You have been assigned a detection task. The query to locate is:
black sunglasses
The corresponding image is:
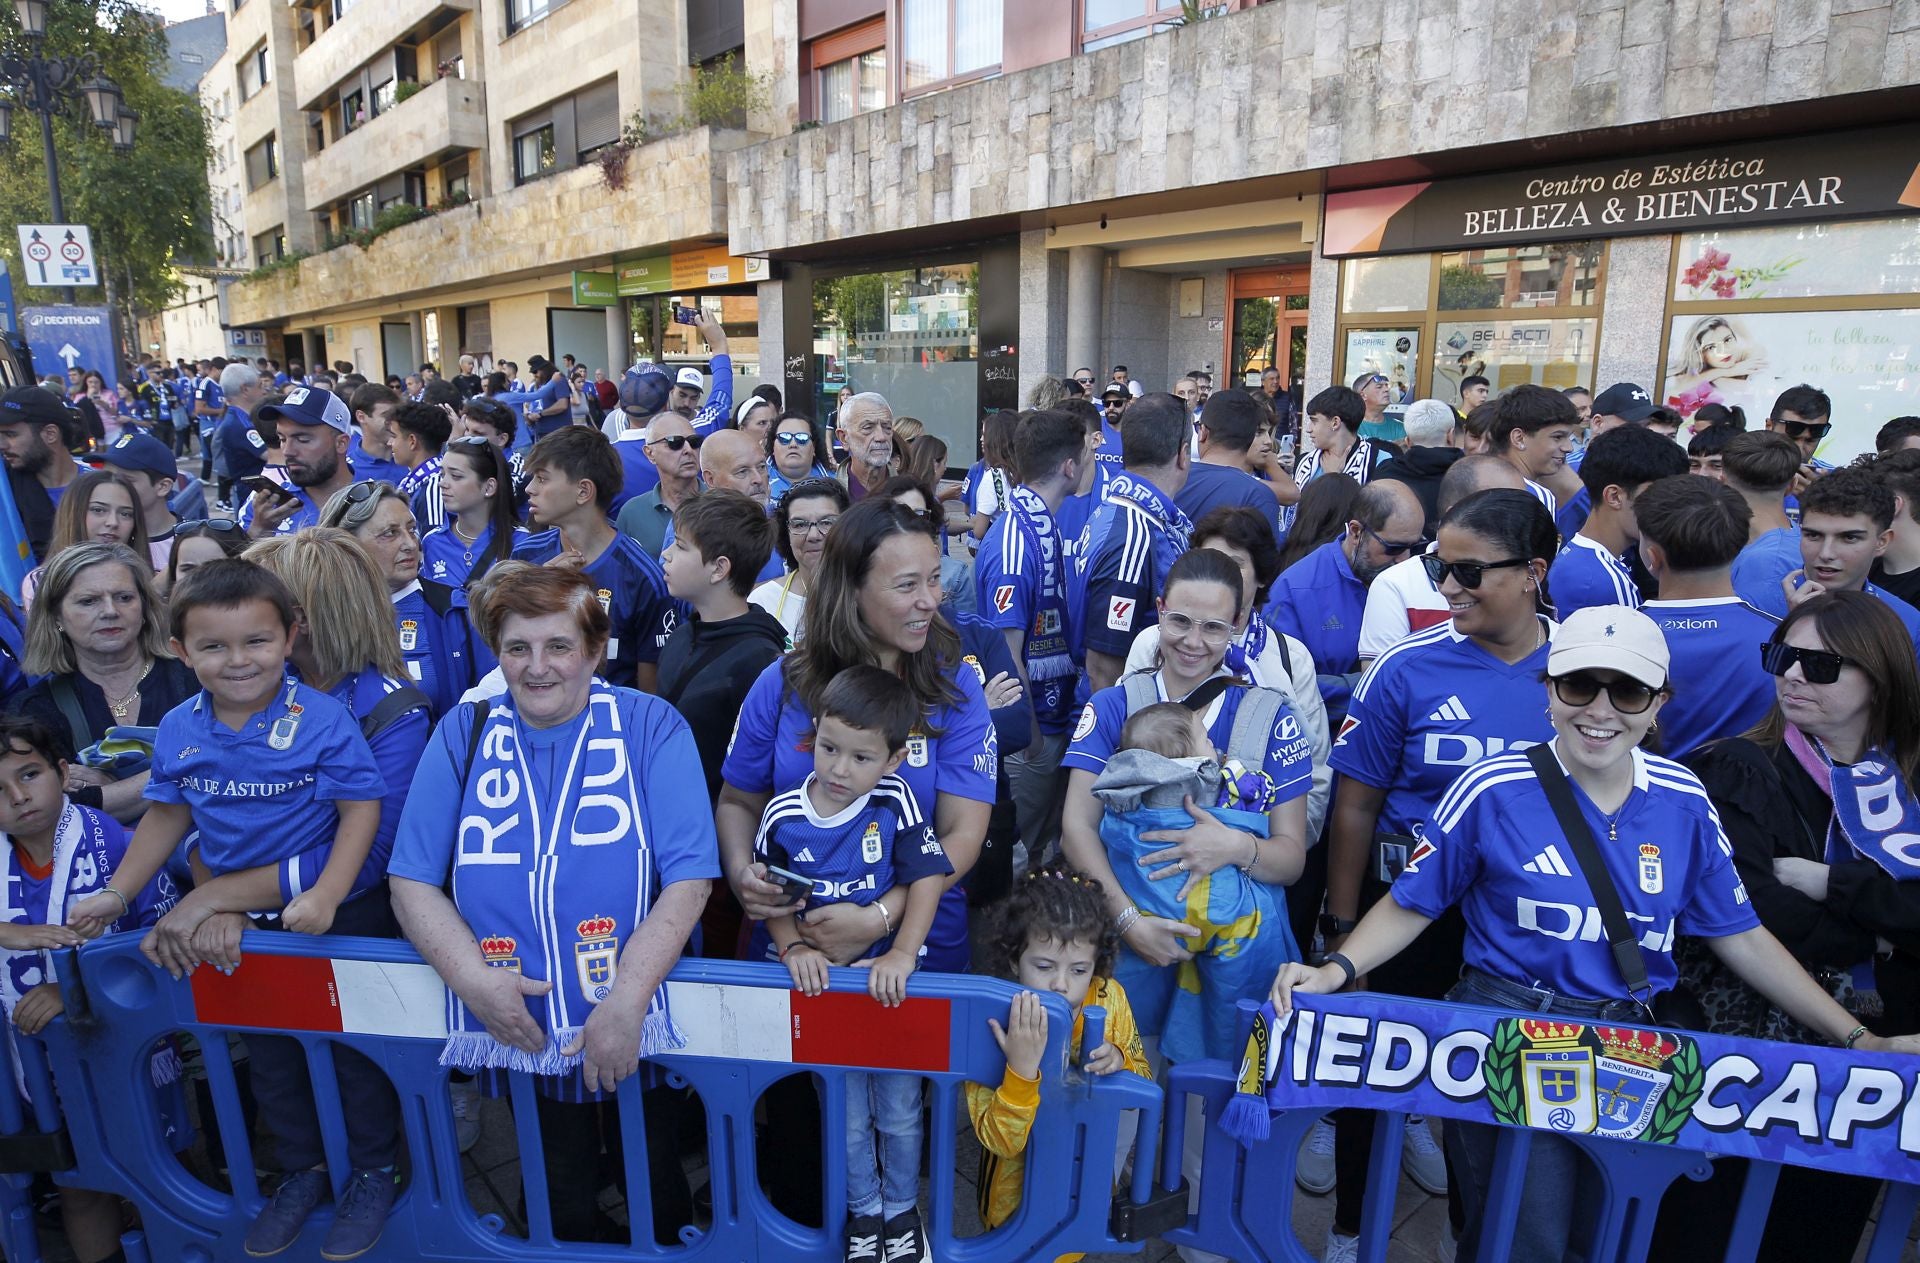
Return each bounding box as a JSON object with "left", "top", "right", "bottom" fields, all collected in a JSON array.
[
  {"left": 1779, "top": 420, "right": 1832, "bottom": 440},
  {"left": 1761, "top": 642, "right": 1852, "bottom": 685},
  {"left": 178, "top": 517, "right": 244, "bottom": 535},
  {"left": 1362, "top": 523, "right": 1423, "bottom": 558},
  {"left": 1551, "top": 670, "right": 1661, "bottom": 715},
  {"left": 447, "top": 434, "right": 493, "bottom": 449},
  {"left": 1420, "top": 554, "right": 1530, "bottom": 589},
  {"left": 344, "top": 480, "right": 384, "bottom": 505},
  {"left": 649, "top": 434, "right": 701, "bottom": 452}
]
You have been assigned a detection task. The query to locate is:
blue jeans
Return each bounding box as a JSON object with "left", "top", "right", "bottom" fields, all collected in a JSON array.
[{"left": 844, "top": 1071, "right": 921, "bottom": 1220}]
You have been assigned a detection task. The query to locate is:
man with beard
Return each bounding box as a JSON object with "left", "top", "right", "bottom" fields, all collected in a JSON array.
[
  {"left": 242, "top": 387, "right": 357, "bottom": 538},
  {"left": 836, "top": 392, "right": 897, "bottom": 502},
  {"left": 0, "top": 386, "right": 82, "bottom": 561}
]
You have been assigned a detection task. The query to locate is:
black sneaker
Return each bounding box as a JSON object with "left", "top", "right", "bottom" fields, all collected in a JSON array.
[
  {"left": 882, "top": 1208, "right": 929, "bottom": 1263},
  {"left": 844, "top": 1212, "right": 883, "bottom": 1262}
]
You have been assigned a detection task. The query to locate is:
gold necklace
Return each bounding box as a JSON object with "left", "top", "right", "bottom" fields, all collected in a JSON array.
[{"left": 106, "top": 660, "right": 152, "bottom": 720}]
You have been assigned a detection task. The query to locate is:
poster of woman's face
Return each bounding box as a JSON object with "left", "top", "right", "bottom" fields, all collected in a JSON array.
[{"left": 1661, "top": 309, "right": 1920, "bottom": 463}]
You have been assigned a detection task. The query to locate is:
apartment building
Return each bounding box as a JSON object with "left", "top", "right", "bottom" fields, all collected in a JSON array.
[
  {"left": 219, "top": 0, "right": 764, "bottom": 390},
  {"left": 223, "top": 0, "right": 1920, "bottom": 463}
]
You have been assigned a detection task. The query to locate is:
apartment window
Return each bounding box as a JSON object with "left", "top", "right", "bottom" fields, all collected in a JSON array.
[
  {"left": 434, "top": 30, "right": 463, "bottom": 80},
  {"left": 252, "top": 227, "right": 286, "bottom": 263},
  {"left": 244, "top": 135, "right": 279, "bottom": 190},
  {"left": 574, "top": 79, "right": 620, "bottom": 160},
  {"left": 307, "top": 112, "right": 326, "bottom": 154},
  {"left": 506, "top": 0, "right": 556, "bottom": 35},
  {"left": 513, "top": 124, "right": 556, "bottom": 184},
  {"left": 341, "top": 88, "right": 365, "bottom": 133},
  {"left": 349, "top": 191, "right": 376, "bottom": 229},
  {"left": 231, "top": 0, "right": 245, "bottom": 12},
  {"left": 819, "top": 49, "right": 885, "bottom": 123},
  {"left": 1082, "top": 0, "right": 1186, "bottom": 51},
  {"left": 371, "top": 77, "right": 396, "bottom": 117},
  {"left": 900, "top": 0, "right": 1001, "bottom": 95},
  {"left": 332, "top": 0, "right": 357, "bottom": 18},
  {"left": 237, "top": 41, "right": 270, "bottom": 100}
]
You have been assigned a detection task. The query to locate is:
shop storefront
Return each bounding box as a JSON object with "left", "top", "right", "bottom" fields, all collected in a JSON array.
[
  {"left": 607, "top": 246, "right": 772, "bottom": 398},
  {"left": 1322, "top": 122, "right": 1920, "bottom": 460}
]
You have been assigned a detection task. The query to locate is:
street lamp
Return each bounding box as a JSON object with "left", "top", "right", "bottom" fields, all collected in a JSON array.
[{"left": 0, "top": 7, "right": 134, "bottom": 303}]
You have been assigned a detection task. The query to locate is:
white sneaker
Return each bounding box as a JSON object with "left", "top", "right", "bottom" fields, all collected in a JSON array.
[
  {"left": 451, "top": 1080, "right": 481, "bottom": 1153},
  {"left": 1322, "top": 1229, "right": 1359, "bottom": 1263},
  {"left": 1401, "top": 1116, "right": 1447, "bottom": 1196},
  {"left": 1296, "top": 1116, "right": 1336, "bottom": 1194}
]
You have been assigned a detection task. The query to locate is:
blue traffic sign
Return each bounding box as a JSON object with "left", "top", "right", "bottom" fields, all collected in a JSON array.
[{"left": 20, "top": 306, "right": 115, "bottom": 391}]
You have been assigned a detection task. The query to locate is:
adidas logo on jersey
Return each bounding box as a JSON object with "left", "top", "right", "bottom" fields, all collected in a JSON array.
[
  {"left": 792, "top": 847, "right": 815, "bottom": 863},
  {"left": 1522, "top": 844, "right": 1572, "bottom": 877},
  {"left": 1428, "top": 695, "right": 1472, "bottom": 722}
]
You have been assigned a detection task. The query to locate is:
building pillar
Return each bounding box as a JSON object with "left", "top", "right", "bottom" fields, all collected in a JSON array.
[
  {"left": 605, "top": 305, "right": 629, "bottom": 379},
  {"left": 1066, "top": 245, "right": 1105, "bottom": 381},
  {"left": 755, "top": 278, "right": 786, "bottom": 403},
  {"left": 1593, "top": 235, "right": 1673, "bottom": 394},
  {"left": 408, "top": 312, "right": 425, "bottom": 373},
  {"left": 1306, "top": 248, "right": 1339, "bottom": 400},
  {"left": 1017, "top": 230, "right": 1066, "bottom": 406}
]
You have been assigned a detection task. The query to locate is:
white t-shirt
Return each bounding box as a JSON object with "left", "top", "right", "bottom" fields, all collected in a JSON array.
[
  {"left": 1358, "top": 549, "right": 1451, "bottom": 663},
  {"left": 749, "top": 576, "right": 806, "bottom": 647}
]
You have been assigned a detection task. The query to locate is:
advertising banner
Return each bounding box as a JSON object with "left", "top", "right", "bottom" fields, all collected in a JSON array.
[
  {"left": 1323, "top": 124, "right": 1920, "bottom": 257},
  {"left": 1243, "top": 994, "right": 1920, "bottom": 1181}
]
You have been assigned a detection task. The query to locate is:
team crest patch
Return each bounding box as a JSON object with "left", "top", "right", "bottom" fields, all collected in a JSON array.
[
  {"left": 994, "top": 584, "right": 1015, "bottom": 613},
  {"left": 596, "top": 588, "right": 613, "bottom": 614},
  {"left": 479, "top": 935, "right": 520, "bottom": 972},
  {"left": 399, "top": 618, "right": 419, "bottom": 651},
  {"left": 963, "top": 653, "right": 985, "bottom": 684},
  {"left": 1484, "top": 1018, "right": 1702, "bottom": 1144},
  {"left": 906, "top": 731, "right": 930, "bottom": 767},
  {"left": 1107, "top": 596, "right": 1134, "bottom": 631},
  {"left": 1638, "top": 844, "right": 1663, "bottom": 894},
  {"left": 862, "top": 822, "right": 884, "bottom": 865},
  {"left": 1037, "top": 609, "right": 1061, "bottom": 635},
  {"left": 574, "top": 916, "right": 619, "bottom": 1003},
  {"left": 1073, "top": 703, "right": 1098, "bottom": 742}
]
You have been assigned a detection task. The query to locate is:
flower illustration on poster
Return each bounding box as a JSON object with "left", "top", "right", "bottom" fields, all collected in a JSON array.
[{"left": 1677, "top": 245, "right": 1805, "bottom": 301}]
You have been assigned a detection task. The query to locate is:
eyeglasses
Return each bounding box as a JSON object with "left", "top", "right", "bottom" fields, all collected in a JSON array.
[
  {"left": 1362, "top": 523, "right": 1422, "bottom": 558},
  {"left": 788, "top": 515, "right": 839, "bottom": 537},
  {"left": 774, "top": 432, "right": 813, "bottom": 446},
  {"left": 1161, "top": 610, "right": 1235, "bottom": 645},
  {"left": 1779, "top": 420, "right": 1832, "bottom": 440},
  {"left": 343, "top": 480, "right": 383, "bottom": 505},
  {"left": 178, "top": 517, "right": 244, "bottom": 535},
  {"left": 1551, "top": 671, "right": 1661, "bottom": 715},
  {"left": 1761, "top": 642, "right": 1854, "bottom": 685},
  {"left": 1419, "top": 554, "right": 1530, "bottom": 589},
  {"left": 648, "top": 434, "right": 701, "bottom": 452}
]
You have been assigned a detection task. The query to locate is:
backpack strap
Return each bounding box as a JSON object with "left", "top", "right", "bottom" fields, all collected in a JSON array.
[
  {"left": 1121, "top": 670, "right": 1161, "bottom": 716},
  {"left": 360, "top": 685, "right": 432, "bottom": 743},
  {"left": 461, "top": 699, "right": 490, "bottom": 783},
  {"left": 49, "top": 675, "right": 91, "bottom": 757},
  {"left": 1222, "top": 685, "right": 1285, "bottom": 773},
  {"left": 419, "top": 579, "right": 457, "bottom": 619}
]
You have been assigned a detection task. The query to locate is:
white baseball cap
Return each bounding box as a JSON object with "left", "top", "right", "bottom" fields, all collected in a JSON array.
[
  {"left": 675, "top": 367, "right": 705, "bottom": 390},
  {"left": 1547, "top": 605, "right": 1669, "bottom": 688}
]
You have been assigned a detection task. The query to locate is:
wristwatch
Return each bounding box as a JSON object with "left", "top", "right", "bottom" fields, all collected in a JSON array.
[{"left": 1318, "top": 913, "right": 1357, "bottom": 939}]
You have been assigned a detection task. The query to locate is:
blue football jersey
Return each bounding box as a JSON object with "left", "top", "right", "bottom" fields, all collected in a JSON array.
[
  {"left": 1642, "top": 598, "right": 1778, "bottom": 758},
  {"left": 1548, "top": 534, "right": 1641, "bottom": 619},
  {"left": 1331, "top": 619, "right": 1556, "bottom": 836},
  {"left": 512, "top": 530, "right": 673, "bottom": 685},
  {"left": 975, "top": 494, "right": 1076, "bottom": 732},
  {"left": 1067, "top": 476, "right": 1189, "bottom": 662},
  {"left": 1393, "top": 745, "right": 1758, "bottom": 999}
]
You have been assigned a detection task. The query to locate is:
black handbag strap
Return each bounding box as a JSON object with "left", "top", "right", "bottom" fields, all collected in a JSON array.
[
  {"left": 1525, "top": 743, "right": 1654, "bottom": 1010},
  {"left": 1179, "top": 674, "right": 1242, "bottom": 713}
]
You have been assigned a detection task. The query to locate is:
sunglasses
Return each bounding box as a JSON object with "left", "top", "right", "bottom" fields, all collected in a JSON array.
[
  {"left": 343, "top": 480, "right": 384, "bottom": 505},
  {"left": 774, "top": 432, "right": 813, "bottom": 446},
  {"left": 1363, "top": 375, "right": 1389, "bottom": 387},
  {"left": 1420, "top": 554, "right": 1530, "bottom": 589},
  {"left": 1760, "top": 641, "right": 1853, "bottom": 685},
  {"left": 447, "top": 434, "right": 493, "bottom": 449},
  {"left": 178, "top": 517, "right": 244, "bottom": 535},
  {"left": 1551, "top": 670, "right": 1662, "bottom": 715},
  {"left": 1362, "top": 523, "right": 1423, "bottom": 558},
  {"left": 649, "top": 434, "right": 701, "bottom": 452},
  {"left": 1779, "top": 420, "right": 1832, "bottom": 440}
]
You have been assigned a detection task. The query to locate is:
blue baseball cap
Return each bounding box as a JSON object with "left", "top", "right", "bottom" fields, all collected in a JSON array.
[
  {"left": 101, "top": 430, "right": 179, "bottom": 480},
  {"left": 619, "top": 362, "right": 673, "bottom": 416},
  {"left": 256, "top": 385, "right": 352, "bottom": 432}
]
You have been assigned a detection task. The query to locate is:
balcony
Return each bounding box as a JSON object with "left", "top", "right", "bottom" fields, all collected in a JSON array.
[
  {"left": 303, "top": 76, "right": 485, "bottom": 210},
  {"left": 227, "top": 125, "right": 748, "bottom": 328},
  {"left": 292, "top": 0, "right": 472, "bottom": 112}
]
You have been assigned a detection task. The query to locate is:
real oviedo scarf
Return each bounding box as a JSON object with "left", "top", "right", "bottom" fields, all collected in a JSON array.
[
  {"left": 1003, "top": 485, "right": 1075, "bottom": 686},
  {"left": 1784, "top": 724, "right": 1920, "bottom": 881},
  {"left": 442, "top": 682, "right": 681, "bottom": 1075}
]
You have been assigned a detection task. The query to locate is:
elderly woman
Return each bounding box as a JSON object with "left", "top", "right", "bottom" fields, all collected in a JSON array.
[
  {"left": 321, "top": 480, "right": 473, "bottom": 716},
  {"left": 749, "top": 476, "right": 848, "bottom": 647},
  {"left": 388, "top": 564, "right": 715, "bottom": 1246},
  {"left": 14, "top": 542, "right": 197, "bottom": 820}
]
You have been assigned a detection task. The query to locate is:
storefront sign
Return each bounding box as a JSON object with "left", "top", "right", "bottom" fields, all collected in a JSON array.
[
  {"left": 1323, "top": 124, "right": 1920, "bottom": 257},
  {"left": 571, "top": 271, "right": 617, "bottom": 307},
  {"left": 1245, "top": 994, "right": 1920, "bottom": 1182},
  {"left": 615, "top": 255, "right": 672, "bottom": 296},
  {"left": 671, "top": 245, "right": 736, "bottom": 290}
]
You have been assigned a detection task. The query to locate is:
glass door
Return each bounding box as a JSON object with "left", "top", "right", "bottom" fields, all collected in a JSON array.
[{"left": 1227, "top": 266, "right": 1310, "bottom": 415}]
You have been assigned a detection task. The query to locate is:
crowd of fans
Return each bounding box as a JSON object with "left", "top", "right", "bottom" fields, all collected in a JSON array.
[{"left": 2, "top": 342, "right": 1920, "bottom": 1263}]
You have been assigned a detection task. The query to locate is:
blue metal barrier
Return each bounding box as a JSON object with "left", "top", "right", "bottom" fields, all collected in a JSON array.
[{"left": 13, "top": 931, "right": 1165, "bottom": 1262}]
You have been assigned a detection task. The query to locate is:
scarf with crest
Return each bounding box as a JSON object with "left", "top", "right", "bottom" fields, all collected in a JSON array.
[{"left": 1003, "top": 485, "right": 1076, "bottom": 682}]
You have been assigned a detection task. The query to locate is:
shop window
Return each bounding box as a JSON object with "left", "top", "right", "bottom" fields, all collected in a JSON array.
[
  {"left": 1671, "top": 217, "right": 1920, "bottom": 303},
  {"left": 901, "top": 0, "right": 1002, "bottom": 96},
  {"left": 812, "top": 263, "right": 980, "bottom": 457},
  {"left": 514, "top": 124, "right": 557, "bottom": 184},
  {"left": 1432, "top": 317, "right": 1597, "bottom": 400},
  {"left": 1082, "top": 0, "right": 1188, "bottom": 52},
  {"left": 1436, "top": 242, "right": 1602, "bottom": 311},
  {"left": 819, "top": 49, "right": 886, "bottom": 123},
  {"left": 1341, "top": 254, "right": 1430, "bottom": 313}
]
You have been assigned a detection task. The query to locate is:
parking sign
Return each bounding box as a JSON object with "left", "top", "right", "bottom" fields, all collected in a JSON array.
[{"left": 15, "top": 225, "right": 98, "bottom": 289}]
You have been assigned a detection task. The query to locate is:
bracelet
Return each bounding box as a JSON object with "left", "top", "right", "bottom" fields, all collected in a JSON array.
[
  {"left": 1115, "top": 905, "right": 1142, "bottom": 936},
  {"left": 1325, "top": 952, "right": 1357, "bottom": 988},
  {"left": 777, "top": 941, "right": 803, "bottom": 961},
  {"left": 1238, "top": 836, "right": 1259, "bottom": 876},
  {"left": 102, "top": 887, "right": 130, "bottom": 917},
  {"left": 875, "top": 900, "right": 894, "bottom": 938},
  {"left": 1844, "top": 1024, "right": 1869, "bottom": 1049}
]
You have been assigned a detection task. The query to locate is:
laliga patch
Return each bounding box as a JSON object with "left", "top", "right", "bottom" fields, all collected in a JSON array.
[
  {"left": 862, "top": 822, "right": 884, "bottom": 865},
  {"left": 1335, "top": 715, "right": 1361, "bottom": 746},
  {"left": 1106, "top": 596, "right": 1135, "bottom": 632},
  {"left": 1072, "top": 703, "right": 1098, "bottom": 743},
  {"left": 1404, "top": 835, "right": 1437, "bottom": 875},
  {"left": 994, "top": 584, "right": 1015, "bottom": 614}
]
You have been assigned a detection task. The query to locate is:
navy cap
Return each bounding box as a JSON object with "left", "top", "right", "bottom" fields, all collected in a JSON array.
[
  {"left": 619, "top": 363, "right": 673, "bottom": 416},
  {"left": 1592, "top": 382, "right": 1659, "bottom": 424},
  {"left": 0, "top": 385, "right": 73, "bottom": 430},
  {"left": 256, "top": 385, "right": 351, "bottom": 433},
  {"left": 101, "top": 430, "right": 179, "bottom": 479}
]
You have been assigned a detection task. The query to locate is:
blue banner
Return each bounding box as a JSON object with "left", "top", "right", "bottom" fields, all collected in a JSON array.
[
  {"left": 1248, "top": 994, "right": 1920, "bottom": 1181},
  {"left": 20, "top": 306, "right": 115, "bottom": 391}
]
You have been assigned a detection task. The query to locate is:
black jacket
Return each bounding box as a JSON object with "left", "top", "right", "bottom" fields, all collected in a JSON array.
[
  {"left": 1372, "top": 445, "right": 1463, "bottom": 540},
  {"left": 657, "top": 605, "right": 787, "bottom": 802},
  {"left": 7, "top": 467, "right": 55, "bottom": 564}
]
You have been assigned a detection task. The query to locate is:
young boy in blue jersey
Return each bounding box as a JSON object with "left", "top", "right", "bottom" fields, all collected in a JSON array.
[
  {"left": 754, "top": 665, "right": 951, "bottom": 1263},
  {"left": 1548, "top": 422, "right": 1687, "bottom": 619},
  {"left": 67, "top": 560, "right": 401, "bottom": 1261},
  {"left": 1687, "top": 422, "right": 1737, "bottom": 482},
  {"left": 0, "top": 715, "right": 177, "bottom": 1263},
  {"left": 511, "top": 426, "right": 673, "bottom": 692}
]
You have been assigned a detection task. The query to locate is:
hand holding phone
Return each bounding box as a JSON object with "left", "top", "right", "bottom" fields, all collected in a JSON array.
[
  {"left": 241, "top": 475, "right": 299, "bottom": 507},
  {"left": 763, "top": 863, "right": 815, "bottom": 906},
  {"left": 672, "top": 304, "right": 700, "bottom": 326}
]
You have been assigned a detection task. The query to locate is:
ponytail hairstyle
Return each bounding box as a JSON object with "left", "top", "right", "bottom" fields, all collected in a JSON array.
[
  {"left": 1438, "top": 487, "right": 1558, "bottom": 612},
  {"left": 980, "top": 868, "right": 1120, "bottom": 983},
  {"left": 442, "top": 434, "right": 519, "bottom": 582}
]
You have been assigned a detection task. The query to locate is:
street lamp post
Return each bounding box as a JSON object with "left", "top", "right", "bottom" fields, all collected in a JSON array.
[{"left": 0, "top": 0, "right": 130, "bottom": 304}]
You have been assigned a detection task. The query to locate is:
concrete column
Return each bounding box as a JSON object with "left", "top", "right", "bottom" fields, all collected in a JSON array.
[
  {"left": 1306, "top": 248, "right": 1339, "bottom": 398},
  {"left": 1593, "top": 235, "right": 1673, "bottom": 393},
  {"left": 1017, "top": 230, "right": 1066, "bottom": 406},
  {"left": 408, "top": 312, "right": 425, "bottom": 372},
  {"left": 755, "top": 278, "right": 786, "bottom": 400},
  {"left": 1066, "top": 245, "right": 1106, "bottom": 380},
  {"left": 606, "top": 305, "right": 629, "bottom": 377}
]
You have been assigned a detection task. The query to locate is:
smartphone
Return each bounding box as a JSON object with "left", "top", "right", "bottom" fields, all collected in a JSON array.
[
  {"left": 672, "top": 304, "right": 700, "bottom": 326},
  {"left": 762, "top": 863, "right": 816, "bottom": 905},
  {"left": 241, "top": 475, "right": 299, "bottom": 507}
]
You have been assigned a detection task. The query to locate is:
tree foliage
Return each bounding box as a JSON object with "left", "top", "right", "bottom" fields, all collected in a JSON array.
[{"left": 0, "top": 0, "right": 211, "bottom": 323}]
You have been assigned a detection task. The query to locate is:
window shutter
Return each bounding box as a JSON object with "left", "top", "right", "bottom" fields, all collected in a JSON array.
[{"left": 573, "top": 79, "right": 620, "bottom": 153}]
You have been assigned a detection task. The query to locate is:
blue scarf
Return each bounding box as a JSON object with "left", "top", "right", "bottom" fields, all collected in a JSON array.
[
  {"left": 442, "top": 682, "right": 681, "bottom": 1074},
  {"left": 1786, "top": 725, "right": 1920, "bottom": 881},
  {"left": 1003, "top": 485, "right": 1076, "bottom": 683},
  {"left": 1224, "top": 617, "right": 1269, "bottom": 681}
]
